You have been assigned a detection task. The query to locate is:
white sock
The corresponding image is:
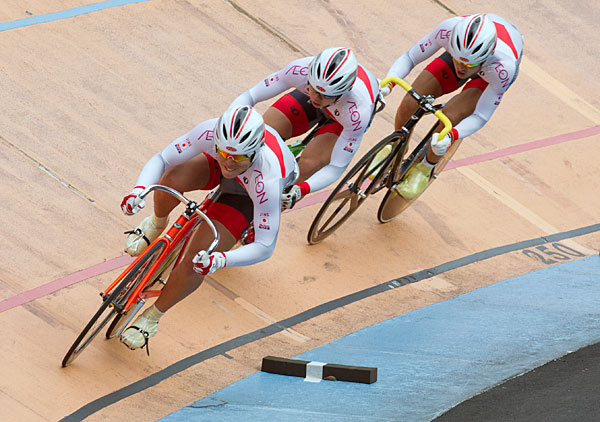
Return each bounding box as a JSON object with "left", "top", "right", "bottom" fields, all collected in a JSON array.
[
  {"left": 144, "top": 304, "right": 165, "bottom": 321},
  {"left": 422, "top": 157, "right": 436, "bottom": 167},
  {"left": 151, "top": 215, "right": 168, "bottom": 228}
]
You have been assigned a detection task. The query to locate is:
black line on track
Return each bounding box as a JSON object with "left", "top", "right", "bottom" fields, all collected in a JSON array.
[
  {"left": 431, "top": 0, "right": 458, "bottom": 17},
  {"left": 60, "top": 223, "right": 600, "bottom": 421}
]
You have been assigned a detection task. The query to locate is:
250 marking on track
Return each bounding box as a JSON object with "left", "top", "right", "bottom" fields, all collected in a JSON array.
[{"left": 522, "top": 242, "right": 585, "bottom": 265}]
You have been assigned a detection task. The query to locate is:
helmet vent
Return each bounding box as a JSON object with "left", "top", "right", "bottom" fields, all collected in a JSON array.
[
  {"left": 466, "top": 16, "right": 482, "bottom": 46},
  {"left": 239, "top": 132, "right": 250, "bottom": 143},
  {"left": 326, "top": 52, "right": 345, "bottom": 78},
  {"left": 233, "top": 108, "right": 249, "bottom": 134}
]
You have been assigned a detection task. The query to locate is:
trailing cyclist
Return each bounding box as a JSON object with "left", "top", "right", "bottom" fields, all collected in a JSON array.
[
  {"left": 119, "top": 105, "right": 297, "bottom": 350},
  {"left": 230, "top": 47, "right": 382, "bottom": 209},
  {"left": 385, "top": 13, "right": 523, "bottom": 198}
]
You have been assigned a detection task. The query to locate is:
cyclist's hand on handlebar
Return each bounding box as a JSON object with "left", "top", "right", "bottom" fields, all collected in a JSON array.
[
  {"left": 121, "top": 186, "right": 146, "bottom": 216},
  {"left": 379, "top": 81, "right": 395, "bottom": 97},
  {"left": 193, "top": 250, "right": 226, "bottom": 275},
  {"left": 431, "top": 133, "right": 452, "bottom": 156},
  {"left": 281, "top": 185, "right": 302, "bottom": 210}
]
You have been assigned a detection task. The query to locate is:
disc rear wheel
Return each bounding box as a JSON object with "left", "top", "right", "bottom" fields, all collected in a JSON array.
[{"left": 377, "top": 138, "right": 462, "bottom": 223}]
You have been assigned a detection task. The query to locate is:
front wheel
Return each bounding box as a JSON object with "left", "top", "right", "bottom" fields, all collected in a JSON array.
[
  {"left": 307, "top": 133, "right": 403, "bottom": 245},
  {"left": 105, "top": 241, "right": 178, "bottom": 339},
  {"left": 62, "top": 241, "right": 167, "bottom": 367},
  {"left": 62, "top": 286, "right": 121, "bottom": 367}
]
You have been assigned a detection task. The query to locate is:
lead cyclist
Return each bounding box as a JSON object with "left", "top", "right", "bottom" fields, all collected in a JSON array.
[
  {"left": 230, "top": 47, "right": 381, "bottom": 209},
  {"left": 385, "top": 13, "right": 524, "bottom": 198},
  {"left": 118, "top": 106, "right": 297, "bottom": 351}
]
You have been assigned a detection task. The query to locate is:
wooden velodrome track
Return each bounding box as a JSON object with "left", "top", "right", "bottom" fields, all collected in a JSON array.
[{"left": 1, "top": 1, "right": 599, "bottom": 420}]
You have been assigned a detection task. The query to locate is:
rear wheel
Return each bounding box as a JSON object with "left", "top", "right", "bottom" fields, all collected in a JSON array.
[
  {"left": 307, "top": 134, "right": 403, "bottom": 245},
  {"left": 61, "top": 241, "right": 167, "bottom": 367},
  {"left": 377, "top": 138, "right": 462, "bottom": 223}
]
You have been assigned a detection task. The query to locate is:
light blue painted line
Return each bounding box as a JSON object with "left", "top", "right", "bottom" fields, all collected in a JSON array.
[
  {"left": 0, "top": 0, "right": 150, "bottom": 32},
  {"left": 162, "top": 256, "right": 600, "bottom": 421}
]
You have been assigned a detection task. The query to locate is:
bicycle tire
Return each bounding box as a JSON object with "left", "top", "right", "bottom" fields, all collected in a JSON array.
[
  {"left": 377, "top": 138, "right": 462, "bottom": 223},
  {"left": 105, "top": 241, "right": 179, "bottom": 339},
  {"left": 61, "top": 241, "right": 166, "bottom": 367},
  {"left": 307, "top": 134, "right": 401, "bottom": 245}
]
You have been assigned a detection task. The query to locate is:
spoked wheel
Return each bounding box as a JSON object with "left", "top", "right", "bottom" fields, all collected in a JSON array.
[
  {"left": 377, "top": 138, "right": 462, "bottom": 223},
  {"left": 105, "top": 241, "right": 180, "bottom": 339},
  {"left": 307, "top": 134, "right": 403, "bottom": 245},
  {"left": 61, "top": 241, "right": 167, "bottom": 367}
]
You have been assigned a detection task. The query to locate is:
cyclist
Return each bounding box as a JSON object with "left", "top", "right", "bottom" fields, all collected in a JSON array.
[
  {"left": 119, "top": 105, "right": 297, "bottom": 350},
  {"left": 385, "top": 13, "right": 523, "bottom": 198},
  {"left": 230, "top": 47, "right": 381, "bottom": 209}
]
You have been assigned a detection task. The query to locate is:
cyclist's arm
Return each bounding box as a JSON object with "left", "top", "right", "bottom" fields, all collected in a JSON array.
[
  {"left": 133, "top": 120, "right": 216, "bottom": 187},
  {"left": 453, "top": 89, "right": 503, "bottom": 139},
  {"left": 387, "top": 17, "right": 459, "bottom": 79},
  {"left": 229, "top": 57, "right": 312, "bottom": 107},
  {"left": 299, "top": 163, "right": 346, "bottom": 195},
  {"left": 301, "top": 126, "right": 365, "bottom": 194},
  {"left": 221, "top": 177, "right": 283, "bottom": 268},
  {"left": 454, "top": 63, "right": 515, "bottom": 139}
]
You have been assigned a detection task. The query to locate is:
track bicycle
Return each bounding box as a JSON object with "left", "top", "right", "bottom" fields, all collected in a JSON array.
[
  {"left": 307, "top": 76, "right": 458, "bottom": 244},
  {"left": 61, "top": 185, "right": 220, "bottom": 367}
]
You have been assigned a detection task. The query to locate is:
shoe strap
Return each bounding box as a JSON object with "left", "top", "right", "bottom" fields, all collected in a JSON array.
[
  {"left": 128, "top": 325, "right": 151, "bottom": 356},
  {"left": 123, "top": 228, "right": 151, "bottom": 247}
]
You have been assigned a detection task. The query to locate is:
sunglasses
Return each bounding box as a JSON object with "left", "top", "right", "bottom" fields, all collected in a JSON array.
[
  {"left": 216, "top": 147, "right": 250, "bottom": 163},
  {"left": 453, "top": 57, "right": 481, "bottom": 68},
  {"left": 308, "top": 84, "right": 337, "bottom": 99}
]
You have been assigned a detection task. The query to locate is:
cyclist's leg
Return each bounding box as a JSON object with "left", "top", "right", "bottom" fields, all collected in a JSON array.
[
  {"left": 394, "top": 70, "right": 443, "bottom": 131},
  {"left": 155, "top": 184, "right": 251, "bottom": 312},
  {"left": 152, "top": 219, "right": 237, "bottom": 311},
  {"left": 263, "top": 108, "right": 293, "bottom": 140},
  {"left": 122, "top": 189, "right": 252, "bottom": 349},
  {"left": 121, "top": 220, "right": 236, "bottom": 350},
  {"left": 263, "top": 89, "right": 321, "bottom": 141},
  {"left": 395, "top": 51, "right": 468, "bottom": 132}
]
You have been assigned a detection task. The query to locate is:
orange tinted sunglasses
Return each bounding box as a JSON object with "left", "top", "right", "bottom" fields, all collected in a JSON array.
[
  {"left": 453, "top": 57, "right": 480, "bottom": 68},
  {"left": 216, "top": 147, "right": 250, "bottom": 162}
]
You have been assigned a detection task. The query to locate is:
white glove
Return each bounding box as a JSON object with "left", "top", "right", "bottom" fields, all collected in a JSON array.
[
  {"left": 121, "top": 186, "right": 146, "bottom": 216},
  {"left": 192, "top": 251, "right": 226, "bottom": 275},
  {"left": 430, "top": 133, "right": 452, "bottom": 156},
  {"left": 281, "top": 185, "right": 302, "bottom": 210},
  {"left": 379, "top": 81, "right": 395, "bottom": 97}
]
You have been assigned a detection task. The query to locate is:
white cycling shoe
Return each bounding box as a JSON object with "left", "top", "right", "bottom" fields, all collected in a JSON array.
[
  {"left": 125, "top": 215, "right": 168, "bottom": 257},
  {"left": 367, "top": 144, "right": 392, "bottom": 180},
  {"left": 395, "top": 162, "right": 433, "bottom": 199},
  {"left": 120, "top": 305, "right": 163, "bottom": 353}
]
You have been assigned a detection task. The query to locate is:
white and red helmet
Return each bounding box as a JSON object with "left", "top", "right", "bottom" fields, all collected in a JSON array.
[
  {"left": 214, "top": 106, "right": 265, "bottom": 156},
  {"left": 308, "top": 47, "right": 358, "bottom": 97},
  {"left": 449, "top": 14, "right": 497, "bottom": 65}
]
